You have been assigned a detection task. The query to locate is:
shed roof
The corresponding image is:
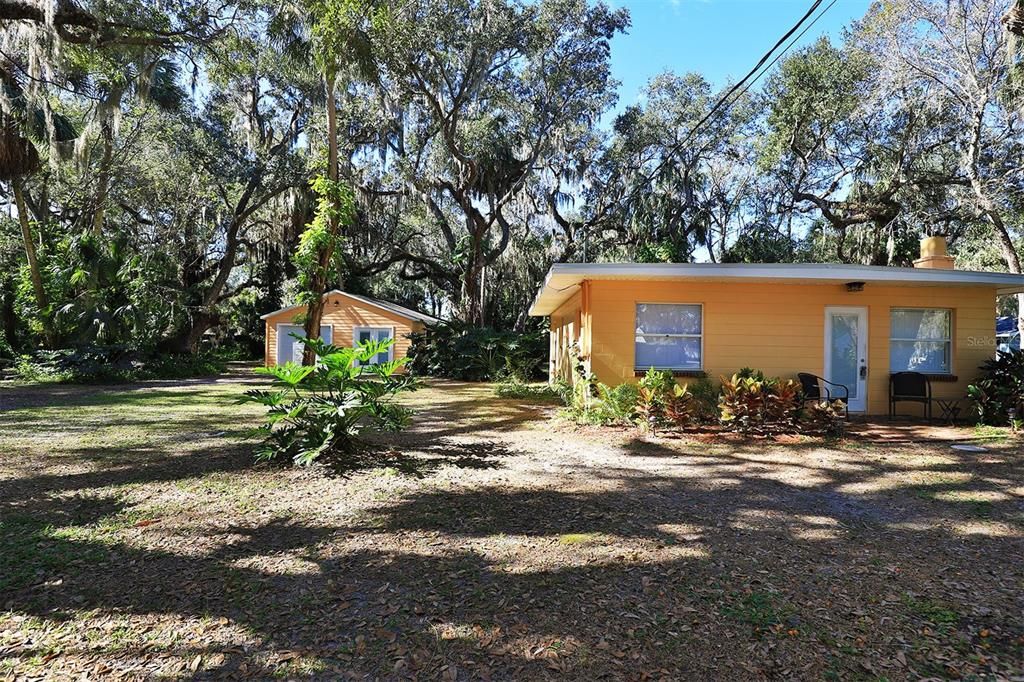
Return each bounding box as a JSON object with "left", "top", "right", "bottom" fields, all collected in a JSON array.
[
  {"left": 528, "top": 262, "right": 1024, "bottom": 316},
  {"left": 260, "top": 290, "right": 440, "bottom": 324}
]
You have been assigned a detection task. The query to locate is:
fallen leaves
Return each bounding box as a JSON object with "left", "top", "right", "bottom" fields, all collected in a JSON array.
[{"left": 2, "top": 380, "right": 1022, "bottom": 680}]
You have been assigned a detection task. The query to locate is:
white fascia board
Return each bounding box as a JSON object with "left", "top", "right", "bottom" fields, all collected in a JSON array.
[{"left": 528, "top": 263, "right": 1024, "bottom": 316}]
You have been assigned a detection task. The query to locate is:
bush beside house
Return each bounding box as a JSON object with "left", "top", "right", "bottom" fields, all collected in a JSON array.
[
  {"left": 968, "top": 349, "right": 1024, "bottom": 426},
  {"left": 559, "top": 367, "right": 844, "bottom": 436},
  {"left": 12, "top": 345, "right": 227, "bottom": 383},
  {"left": 407, "top": 321, "right": 546, "bottom": 381}
]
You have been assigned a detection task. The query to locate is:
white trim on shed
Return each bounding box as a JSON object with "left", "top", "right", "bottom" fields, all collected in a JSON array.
[{"left": 260, "top": 290, "right": 439, "bottom": 324}]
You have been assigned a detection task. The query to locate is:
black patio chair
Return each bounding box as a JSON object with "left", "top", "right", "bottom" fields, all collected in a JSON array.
[
  {"left": 889, "top": 371, "right": 932, "bottom": 421},
  {"left": 797, "top": 372, "right": 849, "bottom": 420}
]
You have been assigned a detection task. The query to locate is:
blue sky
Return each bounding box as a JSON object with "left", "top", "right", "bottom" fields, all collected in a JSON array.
[{"left": 608, "top": 0, "right": 872, "bottom": 113}]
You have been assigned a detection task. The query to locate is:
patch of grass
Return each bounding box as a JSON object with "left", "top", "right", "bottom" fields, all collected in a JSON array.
[
  {"left": 493, "top": 377, "right": 560, "bottom": 401},
  {"left": 967, "top": 500, "right": 994, "bottom": 518},
  {"left": 0, "top": 515, "right": 110, "bottom": 592},
  {"left": 902, "top": 594, "right": 959, "bottom": 626},
  {"left": 972, "top": 424, "right": 1010, "bottom": 442},
  {"left": 559, "top": 532, "right": 604, "bottom": 546},
  {"left": 722, "top": 591, "right": 792, "bottom": 630},
  {"left": 912, "top": 485, "right": 998, "bottom": 518},
  {"left": 272, "top": 655, "right": 328, "bottom": 677}
]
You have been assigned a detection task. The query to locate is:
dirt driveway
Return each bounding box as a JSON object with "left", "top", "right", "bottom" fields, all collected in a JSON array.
[{"left": 1, "top": 377, "right": 1022, "bottom": 679}]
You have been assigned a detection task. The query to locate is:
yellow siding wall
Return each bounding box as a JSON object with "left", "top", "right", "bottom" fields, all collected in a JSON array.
[
  {"left": 587, "top": 280, "right": 997, "bottom": 414},
  {"left": 549, "top": 290, "right": 583, "bottom": 383},
  {"left": 264, "top": 293, "right": 425, "bottom": 367}
]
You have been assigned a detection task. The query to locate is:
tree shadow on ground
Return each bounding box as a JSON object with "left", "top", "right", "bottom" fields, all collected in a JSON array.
[
  {"left": 309, "top": 438, "right": 513, "bottom": 478},
  {"left": 2, "top": 379, "right": 1022, "bottom": 679},
  {"left": 4, "top": 466, "right": 1023, "bottom": 679}
]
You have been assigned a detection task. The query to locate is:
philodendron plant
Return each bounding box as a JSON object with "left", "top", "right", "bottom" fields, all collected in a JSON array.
[{"left": 241, "top": 336, "right": 417, "bottom": 466}]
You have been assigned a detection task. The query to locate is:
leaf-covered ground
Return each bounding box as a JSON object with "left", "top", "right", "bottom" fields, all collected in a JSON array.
[{"left": 1, "top": 373, "right": 1022, "bottom": 680}]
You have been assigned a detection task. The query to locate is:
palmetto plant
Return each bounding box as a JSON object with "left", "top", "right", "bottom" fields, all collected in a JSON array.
[{"left": 242, "top": 336, "right": 417, "bottom": 466}]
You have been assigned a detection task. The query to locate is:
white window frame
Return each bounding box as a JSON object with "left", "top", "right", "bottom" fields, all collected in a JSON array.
[
  {"left": 353, "top": 326, "right": 395, "bottom": 365},
  {"left": 634, "top": 302, "right": 704, "bottom": 371},
  {"left": 889, "top": 307, "right": 953, "bottom": 374},
  {"left": 276, "top": 324, "right": 332, "bottom": 365}
]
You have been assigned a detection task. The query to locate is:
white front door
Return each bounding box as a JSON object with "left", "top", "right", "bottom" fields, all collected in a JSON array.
[
  {"left": 277, "top": 324, "right": 332, "bottom": 365},
  {"left": 824, "top": 307, "right": 868, "bottom": 412}
]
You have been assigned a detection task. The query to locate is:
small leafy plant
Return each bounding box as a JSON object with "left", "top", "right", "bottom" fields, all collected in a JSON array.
[
  {"left": 719, "top": 369, "right": 800, "bottom": 433},
  {"left": 595, "top": 382, "right": 642, "bottom": 424},
  {"left": 664, "top": 383, "right": 696, "bottom": 427},
  {"left": 559, "top": 373, "right": 640, "bottom": 426},
  {"left": 636, "top": 368, "right": 668, "bottom": 430},
  {"left": 967, "top": 349, "right": 1024, "bottom": 426},
  {"left": 494, "top": 377, "right": 559, "bottom": 401},
  {"left": 801, "top": 400, "right": 846, "bottom": 437},
  {"left": 241, "top": 336, "right": 416, "bottom": 466},
  {"left": 687, "top": 377, "right": 721, "bottom": 423},
  {"left": 635, "top": 368, "right": 705, "bottom": 432}
]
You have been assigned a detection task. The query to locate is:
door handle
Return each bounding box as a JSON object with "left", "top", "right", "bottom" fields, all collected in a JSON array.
[{"left": 859, "top": 365, "right": 868, "bottom": 379}]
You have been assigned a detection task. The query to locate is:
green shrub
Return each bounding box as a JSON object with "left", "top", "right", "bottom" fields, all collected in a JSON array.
[
  {"left": 0, "top": 336, "right": 14, "bottom": 362},
  {"left": 407, "top": 321, "right": 546, "bottom": 381},
  {"left": 800, "top": 400, "right": 846, "bottom": 437},
  {"left": 636, "top": 368, "right": 670, "bottom": 430},
  {"left": 207, "top": 343, "right": 258, "bottom": 362},
  {"left": 12, "top": 345, "right": 226, "bottom": 383},
  {"left": 552, "top": 378, "right": 575, "bottom": 406},
  {"left": 595, "top": 382, "right": 641, "bottom": 424},
  {"left": 559, "top": 374, "right": 639, "bottom": 426},
  {"left": 687, "top": 377, "right": 721, "bottom": 423},
  {"left": 494, "top": 377, "right": 559, "bottom": 401},
  {"left": 635, "top": 368, "right": 706, "bottom": 431},
  {"left": 242, "top": 336, "right": 416, "bottom": 466},
  {"left": 719, "top": 371, "right": 800, "bottom": 432},
  {"left": 967, "top": 349, "right": 1024, "bottom": 425},
  {"left": 563, "top": 369, "right": 706, "bottom": 430}
]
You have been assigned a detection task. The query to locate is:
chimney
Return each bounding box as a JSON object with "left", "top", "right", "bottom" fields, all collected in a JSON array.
[{"left": 913, "top": 235, "right": 955, "bottom": 270}]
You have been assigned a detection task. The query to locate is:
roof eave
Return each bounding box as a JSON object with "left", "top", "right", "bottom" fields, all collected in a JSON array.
[
  {"left": 260, "top": 290, "right": 440, "bottom": 323},
  {"left": 528, "top": 263, "right": 1024, "bottom": 316}
]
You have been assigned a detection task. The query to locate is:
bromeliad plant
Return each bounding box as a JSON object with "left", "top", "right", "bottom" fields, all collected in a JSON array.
[{"left": 241, "top": 336, "right": 416, "bottom": 466}]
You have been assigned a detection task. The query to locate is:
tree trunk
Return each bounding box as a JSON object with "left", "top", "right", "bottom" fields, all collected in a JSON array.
[
  {"left": 302, "top": 74, "right": 340, "bottom": 365},
  {"left": 460, "top": 256, "right": 484, "bottom": 326},
  {"left": 163, "top": 311, "right": 220, "bottom": 355},
  {"left": 2, "top": 275, "right": 17, "bottom": 350},
  {"left": 968, "top": 181, "right": 1024, "bottom": 340},
  {"left": 92, "top": 118, "right": 114, "bottom": 236},
  {"left": 965, "top": 103, "right": 1024, "bottom": 339},
  {"left": 12, "top": 178, "right": 54, "bottom": 348}
]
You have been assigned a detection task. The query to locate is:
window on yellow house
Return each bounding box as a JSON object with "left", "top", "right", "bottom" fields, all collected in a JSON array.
[
  {"left": 890, "top": 309, "right": 952, "bottom": 374},
  {"left": 635, "top": 303, "right": 702, "bottom": 370}
]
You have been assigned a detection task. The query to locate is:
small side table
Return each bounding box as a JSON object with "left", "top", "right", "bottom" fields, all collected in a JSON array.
[{"left": 936, "top": 398, "right": 962, "bottom": 425}]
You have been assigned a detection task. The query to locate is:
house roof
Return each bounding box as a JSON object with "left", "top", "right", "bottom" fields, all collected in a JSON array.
[
  {"left": 260, "top": 290, "right": 440, "bottom": 324},
  {"left": 528, "top": 262, "right": 1024, "bottom": 316}
]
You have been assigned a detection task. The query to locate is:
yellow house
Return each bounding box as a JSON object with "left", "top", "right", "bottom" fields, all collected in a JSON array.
[
  {"left": 529, "top": 238, "right": 1024, "bottom": 415},
  {"left": 261, "top": 290, "right": 438, "bottom": 367}
]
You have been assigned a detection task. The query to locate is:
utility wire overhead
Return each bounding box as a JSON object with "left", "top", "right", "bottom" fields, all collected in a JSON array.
[{"left": 653, "top": 0, "right": 834, "bottom": 176}]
